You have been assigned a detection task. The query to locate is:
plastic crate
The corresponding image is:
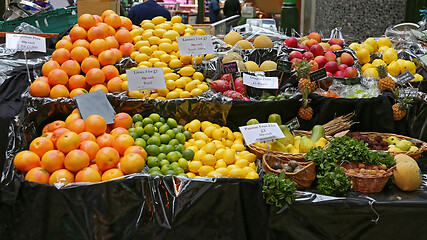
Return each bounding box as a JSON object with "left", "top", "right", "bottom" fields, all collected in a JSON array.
[{"left": 0, "top": 7, "right": 77, "bottom": 33}]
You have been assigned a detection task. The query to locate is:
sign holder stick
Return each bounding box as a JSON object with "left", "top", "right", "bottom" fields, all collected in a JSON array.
[
  {"left": 23, "top": 50, "right": 31, "bottom": 83},
  {"left": 276, "top": 72, "right": 284, "bottom": 97}
]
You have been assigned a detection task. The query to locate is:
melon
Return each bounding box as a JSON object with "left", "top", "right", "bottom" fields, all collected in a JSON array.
[
  {"left": 394, "top": 154, "right": 422, "bottom": 191},
  {"left": 224, "top": 32, "right": 243, "bottom": 46},
  {"left": 222, "top": 52, "right": 243, "bottom": 64},
  {"left": 254, "top": 35, "right": 273, "bottom": 48},
  {"left": 245, "top": 61, "right": 259, "bottom": 71},
  {"left": 236, "top": 40, "right": 254, "bottom": 49},
  {"left": 259, "top": 60, "right": 277, "bottom": 71}
]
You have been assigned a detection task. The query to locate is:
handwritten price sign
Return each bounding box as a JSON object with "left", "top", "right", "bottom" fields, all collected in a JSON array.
[
  {"left": 239, "top": 123, "right": 285, "bottom": 145},
  {"left": 177, "top": 35, "right": 215, "bottom": 56},
  {"left": 126, "top": 68, "right": 167, "bottom": 91},
  {"left": 243, "top": 73, "right": 278, "bottom": 89},
  {"left": 6, "top": 33, "right": 46, "bottom": 52}
]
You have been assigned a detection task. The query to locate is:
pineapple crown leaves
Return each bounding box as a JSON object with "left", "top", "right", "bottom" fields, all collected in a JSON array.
[
  {"left": 376, "top": 64, "right": 388, "bottom": 79},
  {"left": 299, "top": 87, "right": 311, "bottom": 108},
  {"left": 393, "top": 88, "right": 414, "bottom": 110},
  {"left": 294, "top": 59, "right": 312, "bottom": 79}
]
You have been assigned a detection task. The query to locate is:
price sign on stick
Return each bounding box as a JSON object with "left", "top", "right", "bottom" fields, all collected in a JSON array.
[
  {"left": 126, "top": 68, "right": 166, "bottom": 91},
  {"left": 239, "top": 123, "right": 285, "bottom": 145},
  {"left": 396, "top": 71, "right": 415, "bottom": 85},
  {"left": 177, "top": 35, "right": 215, "bottom": 56},
  {"left": 243, "top": 73, "right": 279, "bottom": 89},
  {"left": 223, "top": 62, "right": 238, "bottom": 74},
  {"left": 6, "top": 33, "right": 46, "bottom": 52},
  {"left": 74, "top": 90, "right": 116, "bottom": 124},
  {"left": 400, "top": 88, "right": 418, "bottom": 98},
  {"left": 285, "top": 117, "right": 300, "bottom": 131},
  {"left": 310, "top": 68, "right": 327, "bottom": 81},
  {"left": 277, "top": 60, "right": 292, "bottom": 73}
]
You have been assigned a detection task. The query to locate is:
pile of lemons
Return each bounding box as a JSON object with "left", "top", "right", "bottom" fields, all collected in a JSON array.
[
  {"left": 183, "top": 119, "right": 259, "bottom": 179},
  {"left": 350, "top": 37, "right": 423, "bottom": 81}
]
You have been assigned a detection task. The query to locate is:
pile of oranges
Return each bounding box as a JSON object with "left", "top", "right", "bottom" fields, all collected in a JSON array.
[
  {"left": 29, "top": 10, "right": 136, "bottom": 99},
  {"left": 13, "top": 110, "right": 147, "bottom": 184}
]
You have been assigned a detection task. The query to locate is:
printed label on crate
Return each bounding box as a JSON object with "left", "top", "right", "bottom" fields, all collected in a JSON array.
[
  {"left": 243, "top": 73, "right": 278, "bottom": 89},
  {"left": 400, "top": 88, "right": 418, "bottom": 98},
  {"left": 310, "top": 67, "right": 327, "bottom": 81},
  {"left": 5, "top": 33, "right": 46, "bottom": 52},
  {"left": 285, "top": 117, "right": 300, "bottom": 131},
  {"left": 223, "top": 62, "right": 238, "bottom": 74},
  {"left": 396, "top": 71, "right": 415, "bottom": 85},
  {"left": 74, "top": 90, "right": 116, "bottom": 124},
  {"left": 126, "top": 68, "right": 166, "bottom": 91},
  {"left": 239, "top": 123, "right": 285, "bottom": 145},
  {"left": 277, "top": 60, "right": 292, "bottom": 73},
  {"left": 177, "top": 35, "right": 215, "bottom": 56}
]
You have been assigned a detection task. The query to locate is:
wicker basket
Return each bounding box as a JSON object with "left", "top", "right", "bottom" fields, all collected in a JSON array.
[
  {"left": 345, "top": 132, "right": 427, "bottom": 160},
  {"left": 262, "top": 153, "right": 316, "bottom": 189},
  {"left": 248, "top": 130, "right": 330, "bottom": 162},
  {"left": 340, "top": 162, "right": 395, "bottom": 193}
]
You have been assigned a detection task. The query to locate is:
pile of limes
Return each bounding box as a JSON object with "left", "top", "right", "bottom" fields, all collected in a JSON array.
[{"left": 128, "top": 113, "right": 193, "bottom": 177}]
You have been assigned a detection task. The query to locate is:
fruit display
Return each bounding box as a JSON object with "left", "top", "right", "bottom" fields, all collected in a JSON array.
[
  {"left": 30, "top": 10, "right": 135, "bottom": 98},
  {"left": 284, "top": 32, "right": 345, "bottom": 51},
  {"left": 224, "top": 32, "right": 273, "bottom": 49},
  {"left": 209, "top": 74, "right": 250, "bottom": 101}
]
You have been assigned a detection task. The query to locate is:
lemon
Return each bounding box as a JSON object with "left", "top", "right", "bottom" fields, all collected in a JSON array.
[
  {"left": 166, "top": 91, "right": 179, "bottom": 99},
  {"left": 179, "top": 56, "right": 192, "bottom": 65},
  {"left": 130, "top": 28, "right": 142, "bottom": 37},
  {"left": 172, "top": 23, "right": 186, "bottom": 35},
  {"left": 121, "top": 81, "right": 128, "bottom": 91},
  {"left": 157, "top": 88, "right": 169, "bottom": 97},
  {"left": 159, "top": 38, "right": 172, "bottom": 44},
  {"left": 138, "top": 46, "right": 152, "bottom": 56},
  {"left": 243, "top": 166, "right": 255, "bottom": 174},
  {"left": 249, "top": 162, "right": 257, "bottom": 170},
  {"left": 372, "top": 59, "right": 387, "bottom": 68},
  {"left": 349, "top": 42, "right": 360, "bottom": 51},
  {"left": 188, "top": 160, "right": 202, "bottom": 173},
  {"left": 361, "top": 63, "right": 373, "bottom": 73},
  {"left": 233, "top": 132, "right": 243, "bottom": 141},
  {"left": 164, "top": 30, "right": 179, "bottom": 41},
  {"left": 186, "top": 145, "right": 199, "bottom": 153},
  {"left": 133, "top": 36, "right": 142, "bottom": 44},
  {"left": 235, "top": 159, "right": 249, "bottom": 168},
  {"left": 377, "top": 37, "right": 392, "bottom": 48},
  {"left": 134, "top": 41, "right": 146, "bottom": 50},
  {"left": 193, "top": 132, "right": 209, "bottom": 142},
  {"left": 378, "top": 46, "right": 390, "bottom": 53},
  {"left": 130, "top": 51, "right": 139, "bottom": 60},
  {"left": 158, "top": 43, "right": 172, "bottom": 53},
  {"left": 229, "top": 167, "right": 245, "bottom": 178},
  {"left": 141, "top": 31, "right": 153, "bottom": 40},
  {"left": 154, "top": 62, "right": 168, "bottom": 68},
  {"left": 153, "top": 28, "right": 166, "bottom": 38},
  {"left": 165, "top": 73, "right": 180, "bottom": 81},
  {"left": 400, "top": 60, "right": 416, "bottom": 75},
  {"left": 383, "top": 48, "right": 398, "bottom": 65},
  {"left": 151, "top": 16, "right": 166, "bottom": 25},
  {"left": 156, "top": 96, "right": 166, "bottom": 101},
  {"left": 150, "top": 45, "right": 159, "bottom": 52},
  {"left": 191, "top": 88, "right": 203, "bottom": 97},
  {"left": 179, "top": 91, "right": 191, "bottom": 98},
  {"left": 196, "top": 28, "right": 206, "bottom": 35},
  {"left": 135, "top": 53, "right": 149, "bottom": 63},
  {"left": 187, "top": 172, "right": 196, "bottom": 178},
  {"left": 166, "top": 79, "right": 176, "bottom": 90},
  {"left": 174, "top": 88, "right": 183, "bottom": 94},
  {"left": 193, "top": 149, "right": 206, "bottom": 161},
  {"left": 157, "top": 23, "right": 171, "bottom": 30},
  {"left": 214, "top": 148, "right": 226, "bottom": 160},
  {"left": 184, "top": 81, "right": 197, "bottom": 92},
  {"left": 244, "top": 153, "right": 256, "bottom": 163},
  {"left": 152, "top": 50, "right": 166, "bottom": 59},
  {"left": 171, "top": 15, "right": 182, "bottom": 24},
  {"left": 360, "top": 43, "right": 374, "bottom": 54},
  {"left": 197, "top": 83, "right": 209, "bottom": 92},
  {"left": 149, "top": 93, "right": 158, "bottom": 99},
  {"left": 245, "top": 172, "right": 259, "bottom": 179},
  {"left": 413, "top": 73, "right": 423, "bottom": 81},
  {"left": 212, "top": 140, "right": 225, "bottom": 150},
  {"left": 231, "top": 143, "right": 246, "bottom": 152},
  {"left": 142, "top": 22, "right": 155, "bottom": 30},
  {"left": 119, "top": 74, "right": 127, "bottom": 81},
  {"left": 194, "top": 56, "right": 204, "bottom": 65},
  {"left": 223, "top": 149, "right": 236, "bottom": 165},
  {"left": 162, "top": 67, "right": 173, "bottom": 74},
  {"left": 190, "top": 72, "right": 204, "bottom": 81},
  {"left": 364, "top": 37, "right": 378, "bottom": 52},
  {"left": 174, "top": 78, "right": 186, "bottom": 88},
  {"left": 207, "top": 170, "right": 221, "bottom": 178},
  {"left": 216, "top": 167, "right": 228, "bottom": 176},
  {"left": 211, "top": 128, "right": 224, "bottom": 140},
  {"left": 204, "top": 54, "right": 216, "bottom": 60},
  {"left": 181, "top": 76, "right": 193, "bottom": 84},
  {"left": 148, "top": 58, "right": 160, "bottom": 65},
  {"left": 356, "top": 48, "right": 370, "bottom": 65},
  {"left": 187, "top": 119, "right": 201, "bottom": 133},
  {"left": 148, "top": 36, "right": 161, "bottom": 45},
  {"left": 172, "top": 41, "right": 179, "bottom": 51},
  {"left": 200, "top": 154, "right": 216, "bottom": 166},
  {"left": 202, "top": 142, "right": 216, "bottom": 154},
  {"left": 184, "top": 28, "right": 195, "bottom": 35},
  {"left": 363, "top": 68, "right": 379, "bottom": 78},
  {"left": 198, "top": 165, "right": 214, "bottom": 177},
  {"left": 139, "top": 61, "right": 152, "bottom": 68},
  {"left": 169, "top": 59, "right": 183, "bottom": 68}
]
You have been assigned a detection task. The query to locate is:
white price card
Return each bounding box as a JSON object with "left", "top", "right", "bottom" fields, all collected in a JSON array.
[
  {"left": 6, "top": 33, "right": 46, "bottom": 52},
  {"left": 177, "top": 35, "right": 215, "bottom": 56},
  {"left": 239, "top": 123, "right": 285, "bottom": 145},
  {"left": 243, "top": 73, "right": 279, "bottom": 89},
  {"left": 126, "top": 68, "right": 167, "bottom": 91}
]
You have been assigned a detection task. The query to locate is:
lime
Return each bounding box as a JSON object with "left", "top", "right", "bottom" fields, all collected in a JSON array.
[
  {"left": 160, "top": 159, "right": 170, "bottom": 167},
  {"left": 177, "top": 125, "right": 185, "bottom": 133},
  {"left": 167, "top": 151, "right": 180, "bottom": 162},
  {"left": 147, "top": 136, "right": 161, "bottom": 146},
  {"left": 147, "top": 156, "right": 160, "bottom": 168},
  {"left": 148, "top": 167, "right": 161, "bottom": 173},
  {"left": 167, "top": 118, "right": 178, "bottom": 128},
  {"left": 135, "top": 127, "right": 144, "bottom": 137},
  {"left": 152, "top": 132, "right": 160, "bottom": 138},
  {"left": 134, "top": 121, "right": 143, "bottom": 128},
  {"left": 174, "top": 167, "right": 184, "bottom": 174},
  {"left": 159, "top": 124, "right": 170, "bottom": 134},
  {"left": 169, "top": 139, "right": 179, "bottom": 146},
  {"left": 178, "top": 158, "right": 188, "bottom": 170},
  {"left": 130, "top": 132, "right": 138, "bottom": 139},
  {"left": 143, "top": 117, "right": 154, "bottom": 126},
  {"left": 175, "top": 144, "right": 184, "bottom": 153},
  {"left": 165, "top": 170, "right": 176, "bottom": 176},
  {"left": 164, "top": 144, "right": 175, "bottom": 154},
  {"left": 154, "top": 122, "right": 163, "bottom": 129},
  {"left": 159, "top": 117, "right": 165, "bottom": 123},
  {"left": 161, "top": 165, "right": 171, "bottom": 175},
  {"left": 146, "top": 145, "right": 160, "bottom": 156},
  {"left": 175, "top": 133, "right": 186, "bottom": 144},
  {"left": 182, "top": 149, "right": 195, "bottom": 160},
  {"left": 183, "top": 131, "right": 192, "bottom": 140},
  {"left": 132, "top": 114, "right": 143, "bottom": 123},
  {"left": 128, "top": 127, "right": 136, "bottom": 133},
  {"left": 149, "top": 113, "right": 161, "bottom": 123},
  {"left": 172, "top": 128, "right": 180, "bottom": 134},
  {"left": 150, "top": 171, "right": 163, "bottom": 177},
  {"left": 170, "top": 162, "right": 179, "bottom": 169},
  {"left": 158, "top": 153, "right": 167, "bottom": 160},
  {"left": 177, "top": 173, "right": 188, "bottom": 178},
  {"left": 166, "top": 129, "right": 175, "bottom": 139},
  {"left": 160, "top": 134, "right": 171, "bottom": 144},
  {"left": 134, "top": 138, "right": 147, "bottom": 148},
  {"left": 144, "top": 124, "right": 155, "bottom": 135},
  {"left": 141, "top": 134, "right": 150, "bottom": 142}
]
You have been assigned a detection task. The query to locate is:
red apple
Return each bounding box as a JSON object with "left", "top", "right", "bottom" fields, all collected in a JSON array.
[
  {"left": 285, "top": 37, "right": 298, "bottom": 48},
  {"left": 326, "top": 72, "right": 333, "bottom": 77},
  {"left": 297, "top": 44, "right": 309, "bottom": 51},
  {"left": 343, "top": 67, "right": 358, "bottom": 78},
  {"left": 305, "top": 39, "right": 319, "bottom": 49},
  {"left": 330, "top": 45, "right": 342, "bottom": 51},
  {"left": 308, "top": 32, "right": 322, "bottom": 43},
  {"left": 334, "top": 71, "right": 345, "bottom": 77},
  {"left": 302, "top": 52, "right": 314, "bottom": 61},
  {"left": 328, "top": 38, "right": 344, "bottom": 47},
  {"left": 288, "top": 51, "right": 303, "bottom": 61},
  {"left": 325, "top": 61, "right": 338, "bottom": 73},
  {"left": 340, "top": 52, "right": 354, "bottom": 66},
  {"left": 338, "top": 64, "right": 348, "bottom": 71},
  {"left": 324, "top": 52, "right": 337, "bottom": 62},
  {"left": 310, "top": 44, "right": 324, "bottom": 57},
  {"left": 314, "top": 56, "right": 327, "bottom": 68}
]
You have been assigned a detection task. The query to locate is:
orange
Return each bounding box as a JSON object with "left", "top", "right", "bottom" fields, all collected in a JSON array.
[
  {"left": 61, "top": 60, "right": 81, "bottom": 76},
  {"left": 115, "top": 29, "right": 132, "bottom": 44},
  {"left": 101, "top": 65, "right": 119, "bottom": 80},
  {"left": 89, "top": 84, "right": 108, "bottom": 93},
  {"left": 97, "top": 133, "right": 114, "bottom": 148},
  {"left": 52, "top": 48, "right": 71, "bottom": 65},
  {"left": 119, "top": 42, "right": 134, "bottom": 57},
  {"left": 79, "top": 131, "right": 96, "bottom": 142},
  {"left": 49, "top": 169, "right": 74, "bottom": 185},
  {"left": 120, "top": 153, "right": 145, "bottom": 174},
  {"left": 29, "top": 81, "right": 50, "bottom": 97},
  {"left": 64, "top": 149, "right": 90, "bottom": 172},
  {"left": 41, "top": 149, "right": 65, "bottom": 173},
  {"left": 110, "top": 127, "right": 129, "bottom": 138},
  {"left": 98, "top": 50, "right": 117, "bottom": 66},
  {"left": 78, "top": 14, "right": 97, "bottom": 30},
  {"left": 81, "top": 57, "right": 100, "bottom": 73},
  {"left": 65, "top": 113, "right": 81, "bottom": 128},
  {"left": 95, "top": 147, "right": 120, "bottom": 171},
  {"left": 49, "top": 85, "right": 69, "bottom": 98},
  {"left": 105, "top": 36, "right": 119, "bottom": 49},
  {"left": 68, "top": 118, "right": 86, "bottom": 133},
  {"left": 96, "top": 22, "right": 110, "bottom": 35},
  {"left": 42, "top": 124, "right": 51, "bottom": 134},
  {"left": 47, "top": 120, "right": 66, "bottom": 132},
  {"left": 42, "top": 60, "right": 60, "bottom": 77},
  {"left": 57, "top": 131, "right": 81, "bottom": 154},
  {"left": 42, "top": 132, "right": 53, "bottom": 141},
  {"left": 124, "top": 146, "right": 147, "bottom": 160},
  {"left": 110, "top": 48, "right": 122, "bottom": 63},
  {"left": 51, "top": 127, "right": 70, "bottom": 146},
  {"left": 75, "top": 167, "right": 101, "bottom": 182},
  {"left": 68, "top": 75, "right": 88, "bottom": 90},
  {"left": 70, "top": 46, "right": 90, "bottom": 63},
  {"left": 88, "top": 163, "right": 102, "bottom": 175},
  {"left": 34, "top": 76, "right": 48, "bottom": 83},
  {"left": 48, "top": 68, "right": 68, "bottom": 85},
  {"left": 13, "top": 150, "right": 40, "bottom": 172},
  {"left": 79, "top": 140, "right": 100, "bottom": 160},
  {"left": 87, "top": 26, "right": 106, "bottom": 42},
  {"left": 69, "top": 88, "right": 88, "bottom": 98},
  {"left": 93, "top": 15, "right": 102, "bottom": 23},
  {"left": 85, "top": 68, "right": 105, "bottom": 85},
  {"left": 72, "top": 39, "right": 90, "bottom": 50},
  {"left": 55, "top": 39, "right": 72, "bottom": 51},
  {"left": 62, "top": 35, "right": 72, "bottom": 42},
  {"left": 107, "top": 26, "right": 116, "bottom": 36},
  {"left": 69, "top": 26, "right": 87, "bottom": 42},
  {"left": 29, "top": 137, "right": 54, "bottom": 158},
  {"left": 85, "top": 115, "right": 107, "bottom": 136},
  {"left": 71, "top": 108, "right": 80, "bottom": 115},
  {"left": 120, "top": 16, "right": 132, "bottom": 30},
  {"left": 112, "top": 112, "right": 133, "bottom": 129},
  {"left": 101, "top": 168, "right": 125, "bottom": 181},
  {"left": 106, "top": 76, "right": 123, "bottom": 92},
  {"left": 89, "top": 39, "right": 108, "bottom": 56},
  {"left": 104, "top": 13, "right": 121, "bottom": 29},
  {"left": 25, "top": 167, "right": 50, "bottom": 184},
  {"left": 112, "top": 134, "right": 134, "bottom": 155},
  {"left": 101, "top": 10, "right": 115, "bottom": 21}
]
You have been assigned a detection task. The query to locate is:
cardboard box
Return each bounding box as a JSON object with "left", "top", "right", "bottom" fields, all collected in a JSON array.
[{"left": 77, "top": 0, "right": 120, "bottom": 16}]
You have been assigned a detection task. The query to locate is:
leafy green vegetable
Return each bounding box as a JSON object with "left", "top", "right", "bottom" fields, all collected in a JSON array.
[{"left": 262, "top": 172, "right": 298, "bottom": 208}]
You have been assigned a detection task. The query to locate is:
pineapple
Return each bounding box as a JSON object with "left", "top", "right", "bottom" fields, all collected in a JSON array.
[
  {"left": 298, "top": 87, "right": 313, "bottom": 120},
  {"left": 377, "top": 65, "right": 395, "bottom": 92},
  {"left": 392, "top": 88, "right": 413, "bottom": 121},
  {"left": 295, "top": 59, "right": 316, "bottom": 93}
]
